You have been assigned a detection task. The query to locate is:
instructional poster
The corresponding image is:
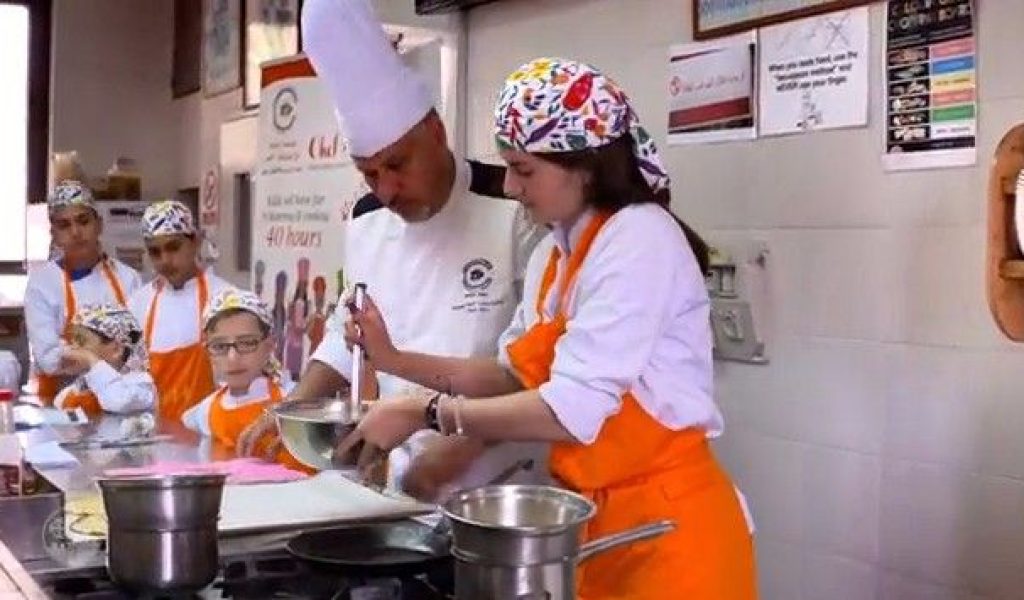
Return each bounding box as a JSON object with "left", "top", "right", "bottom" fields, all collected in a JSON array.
[
  {"left": 254, "top": 56, "right": 364, "bottom": 380},
  {"left": 884, "top": 0, "right": 976, "bottom": 171},
  {"left": 758, "top": 7, "right": 869, "bottom": 136}
]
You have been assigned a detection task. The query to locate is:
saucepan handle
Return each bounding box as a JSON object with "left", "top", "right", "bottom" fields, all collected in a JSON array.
[{"left": 576, "top": 520, "right": 675, "bottom": 564}]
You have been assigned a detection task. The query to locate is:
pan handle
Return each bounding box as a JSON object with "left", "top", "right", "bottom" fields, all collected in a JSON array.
[{"left": 576, "top": 520, "right": 675, "bottom": 564}]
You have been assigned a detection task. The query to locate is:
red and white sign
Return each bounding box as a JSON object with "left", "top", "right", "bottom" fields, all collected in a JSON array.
[{"left": 200, "top": 168, "right": 220, "bottom": 228}]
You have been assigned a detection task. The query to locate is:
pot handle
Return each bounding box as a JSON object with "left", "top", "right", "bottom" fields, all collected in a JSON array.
[{"left": 577, "top": 520, "right": 675, "bottom": 564}]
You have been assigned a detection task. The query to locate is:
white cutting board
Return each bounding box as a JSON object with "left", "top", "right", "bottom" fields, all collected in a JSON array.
[{"left": 219, "top": 471, "right": 434, "bottom": 535}]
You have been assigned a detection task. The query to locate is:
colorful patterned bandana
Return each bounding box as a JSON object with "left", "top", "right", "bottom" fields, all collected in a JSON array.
[
  {"left": 494, "top": 58, "right": 670, "bottom": 193},
  {"left": 142, "top": 200, "right": 197, "bottom": 239},
  {"left": 48, "top": 180, "right": 97, "bottom": 217},
  {"left": 203, "top": 289, "right": 273, "bottom": 331},
  {"left": 72, "top": 304, "right": 148, "bottom": 372},
  {"left": 203, "top": 289, "right": 282, "bottom": 380}
]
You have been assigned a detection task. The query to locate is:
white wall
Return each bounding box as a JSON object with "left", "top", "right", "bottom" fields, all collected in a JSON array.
[
  {"left": 466, "top": 1, "right": 1024, "bottom": 599},
  {"left": 51, "top": 0, "right": 180, "bottom": 198}
]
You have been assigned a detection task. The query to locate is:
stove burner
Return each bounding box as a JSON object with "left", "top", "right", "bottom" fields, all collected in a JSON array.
[{"left": 40, "top": 554, "right": 453, "bottom": 600}]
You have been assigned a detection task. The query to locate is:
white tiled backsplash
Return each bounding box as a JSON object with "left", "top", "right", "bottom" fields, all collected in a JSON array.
[{"left": 461, "top": 0, "right": 1024, "bottom": 597}]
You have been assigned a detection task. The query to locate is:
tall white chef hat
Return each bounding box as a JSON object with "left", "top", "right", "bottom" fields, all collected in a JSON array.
[{"left": 301, "top": 0, "right": 434, "bottom": 158}]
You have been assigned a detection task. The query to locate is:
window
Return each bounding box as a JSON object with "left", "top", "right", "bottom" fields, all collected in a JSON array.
[{"left": 0, "top": 0, "right": 50, "bottom": 275}]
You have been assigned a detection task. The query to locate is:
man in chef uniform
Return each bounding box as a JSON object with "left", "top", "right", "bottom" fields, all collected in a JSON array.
[
  {"left": 239, "top": 0, "right": 545, "bottom": 500},
  {"left": 26, "top": 181, "right": 143, "bottom": 404},
  {"left": 128, "top": 200, "right": 234, "bottom": 421}
]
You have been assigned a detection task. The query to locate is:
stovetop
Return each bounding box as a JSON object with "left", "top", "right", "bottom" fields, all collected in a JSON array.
[{"left": 39, "top": 553, "right": 454, "bottom": 600}]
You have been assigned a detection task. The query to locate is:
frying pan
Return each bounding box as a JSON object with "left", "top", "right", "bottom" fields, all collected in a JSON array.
[
  {"left": 285, "top": 459, "right": 535, "bottom": 578},
  {"left": 285, "top": 519, "right": 451, "bottom": 578}
]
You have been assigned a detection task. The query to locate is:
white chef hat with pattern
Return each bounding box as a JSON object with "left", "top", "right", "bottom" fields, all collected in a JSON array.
[{"left": 142, "top": 200, "right": 197, "bottom": 240}]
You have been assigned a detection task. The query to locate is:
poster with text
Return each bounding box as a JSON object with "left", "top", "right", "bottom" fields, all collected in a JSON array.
[
  {"left": 759, "top": 7, "right": 869, "bottom": 136},
  {"left": 254, "top": 56, "right": 364, "bottom": 380},
  {"left": 667, "top": 31, "right": 757, "bottom": 145},
  {"left": 884, "top": 0, "right": 976, "bottom": 171}
]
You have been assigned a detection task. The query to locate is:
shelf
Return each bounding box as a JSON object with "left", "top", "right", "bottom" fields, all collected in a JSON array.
[{"left": 999, "top": 259, "right": 1024, "bottom": 280}]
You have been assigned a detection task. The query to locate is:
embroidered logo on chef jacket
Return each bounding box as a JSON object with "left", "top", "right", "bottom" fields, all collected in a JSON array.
[
  {"left": 453, "top": 257, "right": 505, "bottom": 314},
  {"left": 462, "top": 258, "right": 494, "bottom": 291}
]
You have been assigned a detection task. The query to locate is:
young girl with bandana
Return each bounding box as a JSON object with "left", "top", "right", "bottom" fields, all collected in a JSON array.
[
  {"left": 54, "top": 304, "right": 155, "bottom": 416},
  {"left": 25, "top": 181, "right": 142, "bottom": 404},
  {"left": 182, "top": 290, "right": 305, "bottom": 469},
  {"left": 128, "top": 200, "right": 233, "bottom": 422},
  {"left": 336, "top": 58, "right": 757, "bottom": 599}
]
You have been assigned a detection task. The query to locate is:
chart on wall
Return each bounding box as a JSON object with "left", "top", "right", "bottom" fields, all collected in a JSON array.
[
  {"left": 253, "top": 56, "right": 364, "bottom": 381},
  {"left": 884, "top": 0, "right": 976, "bottom": 171}
]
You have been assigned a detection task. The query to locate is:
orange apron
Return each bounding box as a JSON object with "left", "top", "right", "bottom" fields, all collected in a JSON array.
[
  {"left": 505, "top": 214, "right": 757, "bottom": 600},
  {"left": 207, "top": 382, "right": 313, "bottom": 473},
  {"left": 144, "top": 273, "right": 216, "bottom": 422},
  {"left": 37, "top": 262, "right": 128, "bottom": 405},
  {"left": 58, "top": 389, "right": 102, "bottom": 416}
]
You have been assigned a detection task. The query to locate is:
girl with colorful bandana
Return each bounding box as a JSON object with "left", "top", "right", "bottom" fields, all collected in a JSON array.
[
  {"left": 55, "top": 303, "right": 155, "bottom": 415},
  {"left": 337, "top": 58, "right": 756, "bottom": 600}
]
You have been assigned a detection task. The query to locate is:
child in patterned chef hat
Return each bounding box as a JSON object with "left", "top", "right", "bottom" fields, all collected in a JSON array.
[{"left": 55, "top": 303, "right": 155, "bottom": 416}]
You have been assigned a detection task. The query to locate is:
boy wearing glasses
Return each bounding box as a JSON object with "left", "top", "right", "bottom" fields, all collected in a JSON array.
[{"left": 182, "top": 289, "right": 304, "bottom": 468}]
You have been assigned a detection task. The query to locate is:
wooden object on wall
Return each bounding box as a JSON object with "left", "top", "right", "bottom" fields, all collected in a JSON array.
[{"left": 985, "top": 122, "right": 1024, "bottom": 341}]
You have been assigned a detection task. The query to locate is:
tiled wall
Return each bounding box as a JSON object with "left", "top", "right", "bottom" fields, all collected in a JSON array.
[{"left": 464, "top": 0, "right": 1024, "bottom": 598}]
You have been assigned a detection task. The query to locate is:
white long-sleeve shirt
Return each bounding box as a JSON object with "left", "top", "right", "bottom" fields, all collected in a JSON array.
[
  {"left": 498, "top": 204, "right": 722, "bottom": 444},
  {"left": 53, "top": 361, "right": 156, "bottom": 413},
  {"left": 127, "top": 269, "right": 233, "bottom": 353},
  {"left": 311, "top": 159, "right": 549, "bottom": 492},
  {"left": 182, "top": 376, "right": 296, "bottom": 436},
  {"left": 25, "top": 259, "right": 142, "bottom": 375}
]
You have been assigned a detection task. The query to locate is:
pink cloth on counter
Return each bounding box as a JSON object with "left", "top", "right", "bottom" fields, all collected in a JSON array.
[{"left": 103, "top": 458, "right": 308, "bottom": 484}]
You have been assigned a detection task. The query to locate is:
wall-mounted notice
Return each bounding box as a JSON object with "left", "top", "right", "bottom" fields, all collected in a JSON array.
[
  {"left": 667, "top": 31, "right": 757, "bottom": 145},
  {"left": 884, "top": 0, "right": 976, "bottom": 171},
  {"left": 758, "top": 7, "right": 869, "bottom": 136}
]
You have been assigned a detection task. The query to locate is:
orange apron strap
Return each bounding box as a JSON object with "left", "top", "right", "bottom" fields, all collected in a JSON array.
[
  {"left": 99, "top": 260, "right": 128, "bottom": 306},
  {"left": 143, "top": 283, "right": 163, "bottom": 350},
  {"left": 534, "top": 213, "right": 612, "bottom": 322},
  {"left": 535, "top": 249, "right": 560, "bottom": 319},
  {"left": 196, "top": 270, "right": 209, "bottom": 332}
]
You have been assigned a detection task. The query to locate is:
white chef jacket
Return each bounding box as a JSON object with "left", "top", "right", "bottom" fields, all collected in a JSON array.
[
  {"left": 183, "top": 376, "right": 296, "bottom": 436},
  {"left": 498, "top": 204, "right": 722, "bottom": 445},
  {"left": 54, "top": 363, "right": 156, "bottom": 414},
  {"left": 311, "top": 159, "right": 548, "bottom": 493},
  {"left": 127, "top": 269, "right": 234, "bottom": 353},
  {"left": 25, "top": 258, "right": 142, "bottom": 376}
]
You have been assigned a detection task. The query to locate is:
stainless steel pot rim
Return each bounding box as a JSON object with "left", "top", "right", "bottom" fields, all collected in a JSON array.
[
  {"left": 273, "top": 398, "right": 367, "bottom": 423},
  {"left": 442, "top": 485, "right": 597, "bottom": 535},
  {"left": 95, "top": 473, "right": 228, "bottom": 488}
]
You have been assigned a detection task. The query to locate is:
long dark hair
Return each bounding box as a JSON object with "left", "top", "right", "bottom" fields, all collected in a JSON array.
[{"left": 535, "top": 134, "right": 710, "bottom": 275}]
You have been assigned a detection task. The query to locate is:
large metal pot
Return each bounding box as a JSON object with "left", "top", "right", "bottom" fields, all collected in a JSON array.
[
  {"left": 442, "top": 485, "right": 674, "bottom": 600},
  {"left": 96, "top": 473, "right": 226, "bottom": 594}
]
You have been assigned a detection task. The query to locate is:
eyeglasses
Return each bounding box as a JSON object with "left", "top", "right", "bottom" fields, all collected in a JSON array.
[{"left": 206, "top": 335, "right": 265, "bottom": 356}]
